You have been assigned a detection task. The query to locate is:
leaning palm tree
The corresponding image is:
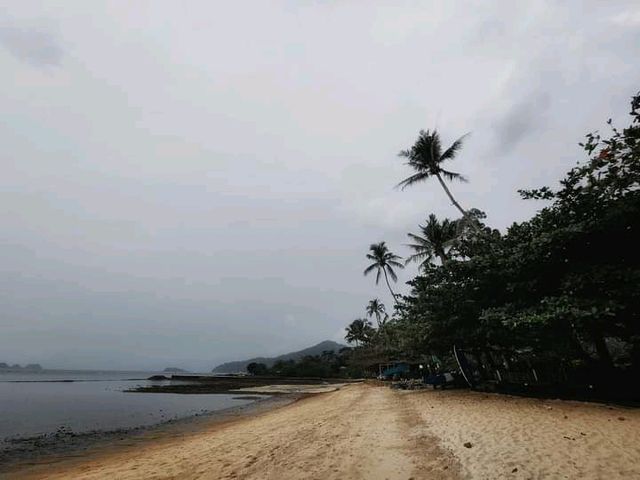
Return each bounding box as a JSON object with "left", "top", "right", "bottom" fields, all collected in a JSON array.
[
  {"left": 364, "top": 242, "right": 404, "bottom": 303},
  {"left": 405, "top": 214, "right": 459, "bottom": 268},
  {"left": 397, "top": 129, "right": 480, "bottom": 231},
  {"left": 366, "top": 299, "right": 386, "bottom": 327}
]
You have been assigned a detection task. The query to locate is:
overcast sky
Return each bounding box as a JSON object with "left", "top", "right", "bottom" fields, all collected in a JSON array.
[{"left": 1, "top": 1, "right": 639, "bottom": 371}]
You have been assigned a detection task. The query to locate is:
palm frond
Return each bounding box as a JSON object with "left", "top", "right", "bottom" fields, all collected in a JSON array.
[
  {"left": 387, "top": 267, "right": 398, "bottom": 282},
  {"left": 406, "top": 232, "right": 431, "bottom": 246},
  {"left": 442, "top": 237, "right": 459, "bottom": 248},
  {"left": 388, "top": 260, "right": 405, "bottom": 269},
  {"left": 405, "top": 242, "right": 432, "bottom": 252},
  {"left": 363, "top": 263, "right": 378, "bottom": 276},
  {"left": 440, "top": 133, "right": 470, "bottom": 161},
  {"left": 406, "top": 213, "right": 462, "bottom": 266},
  {"left": 405, "top": 251, "right": 432, "bottom": 265},
  {"left": 429, "top": 131, "right": 442, "bottom": 167},
  {"left": 396, "top": 172, "right": 429, "bottom": 190},
  {"left": 439, "top": 168, "right": 468, "bottom": 182}
]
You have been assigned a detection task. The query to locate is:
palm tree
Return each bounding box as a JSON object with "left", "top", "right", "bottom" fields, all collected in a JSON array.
[
  {"left": 405, "top": 214, "right": 459, "bottom": 268},
  {"left": 364, "top": 242, "right": 404, "bottom": 304},
  {"left": 344, "top": 318, "right": 373, "bottom": 347},
  {"left": 366, "top": 299, "right": 386, "bottom": 327},
  {"left": 397, "top": 129, "right": 480, "bottom": 232}
]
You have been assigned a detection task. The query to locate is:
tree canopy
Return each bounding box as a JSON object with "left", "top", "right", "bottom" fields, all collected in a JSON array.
[{"left": 344, "top": 90, "right": 640, "bottom": 398}]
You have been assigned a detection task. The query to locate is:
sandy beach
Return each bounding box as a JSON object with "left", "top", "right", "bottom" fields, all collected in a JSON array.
[{"left": 4, "top": 383, "right": 639, "bottom": 480}]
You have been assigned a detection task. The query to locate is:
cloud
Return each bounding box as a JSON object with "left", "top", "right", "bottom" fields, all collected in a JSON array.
[
  {"left": 493, "top": 93, "right": 551, "bottom": 153},
  {"left": 0, "top": 23, "right": 63, "bottom": 67},
  {"left": 609, "top": 9, "right": 640, "bottom": 27},
  {"left": 0, "top": 1, "right": 638, "bottom": 370}
]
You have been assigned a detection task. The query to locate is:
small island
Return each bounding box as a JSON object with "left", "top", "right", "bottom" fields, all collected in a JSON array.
[
  {"left": 0, "top": 363, "right": 43, "bottom": 372},
  {"left": 163, "top": 367, "right": 189, "bottom": 373}
]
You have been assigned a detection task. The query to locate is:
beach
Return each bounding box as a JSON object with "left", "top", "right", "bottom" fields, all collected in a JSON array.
[{"left": 3, "top": 383, "right": 639, "bottom": 480}]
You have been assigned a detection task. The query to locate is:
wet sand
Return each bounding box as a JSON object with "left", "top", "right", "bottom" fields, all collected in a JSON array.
[
  {"left": 3, "top": 383, "right": 640, "bottom": 480},
  {"left": 0, "top": 395, "right": 298, "bottom": 474},
  {"left": 128, "top": 376, "right": 353, "bottom": 394}
]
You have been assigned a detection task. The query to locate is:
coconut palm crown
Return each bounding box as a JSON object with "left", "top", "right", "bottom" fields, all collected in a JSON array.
[
  {"left": 405, "top": 214, "right": 459, "bottom": 269},
  {"left": 397, "top": 129, "right": 479, "bottom": 231},
  {"left": 344, "top": 318, "right": 373, "bottom": 347},
  {"left": 366, "top": 298, "right": 387, "bottom": 327},
  {"left": 364, "top": 242, "right": 404, "bottom": 303}
]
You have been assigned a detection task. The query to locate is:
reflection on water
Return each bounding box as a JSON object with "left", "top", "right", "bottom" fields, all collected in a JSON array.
[{"left": 0, "top": 370, "right": 260, "bottom": 441}]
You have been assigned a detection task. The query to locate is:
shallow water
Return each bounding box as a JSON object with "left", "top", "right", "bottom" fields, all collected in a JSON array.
[{"left": 0, "top": 370, "right": 262, "bottom": 442}]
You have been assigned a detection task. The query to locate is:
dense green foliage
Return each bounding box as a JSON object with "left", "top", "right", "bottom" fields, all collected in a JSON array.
[
  {"left": 246, "top": 350, "right": 362, "bottom": 378},
  {"left": 345, "top": 91, "right": 640, "bottom": 393},
  {"left": 345, "top": 318, "right": 375, "bottom": 346},
  {"left": 246, "top": 362, "right": 269, "bottom": 376}
]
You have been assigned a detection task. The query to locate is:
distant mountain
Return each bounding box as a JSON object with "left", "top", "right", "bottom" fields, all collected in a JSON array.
[{"left": 212, "top": 340, "right": 347, "bottom": 373}]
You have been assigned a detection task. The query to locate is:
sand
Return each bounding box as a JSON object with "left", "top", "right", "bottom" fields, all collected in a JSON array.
[
  {"left": 403, "top": 389, "right": 640, "bottom": 479},
  {"left": 4, "top": 384, "right": 639, "bottom": 480},
  {"left": 234, "top": 383, "right": 349, "bottom": 394}
]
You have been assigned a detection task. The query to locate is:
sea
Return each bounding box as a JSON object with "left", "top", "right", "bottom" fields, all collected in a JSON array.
[{"left": 0, "top": 369, "right": 261, "bottom": 443}]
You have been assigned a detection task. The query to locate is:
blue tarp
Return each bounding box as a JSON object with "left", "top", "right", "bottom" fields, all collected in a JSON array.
[{"left": 381, "top": 363, "right": 410, "bottom": 378}]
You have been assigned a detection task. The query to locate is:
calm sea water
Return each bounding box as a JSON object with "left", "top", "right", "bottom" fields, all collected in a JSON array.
[{"left": 0, "top": 370, "right": 261, "bottom": 442}]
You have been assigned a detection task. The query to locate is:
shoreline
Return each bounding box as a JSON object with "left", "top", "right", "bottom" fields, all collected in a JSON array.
[
  {"left": 4, "top": 383, "right": 639, "bottom": 479},
  {"left": 0, "top": 392, "right": 302, "bottom": 474},
  {"left": 127, "top": 375, "right": 357, "bottom": 394},
  {"left": 0, "top": 375, "right": 354, "bottom": 472}
]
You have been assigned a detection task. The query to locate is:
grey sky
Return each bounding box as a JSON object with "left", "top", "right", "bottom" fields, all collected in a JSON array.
[{"left": 1, "top": 1, "right": 639, "bottom": 371}]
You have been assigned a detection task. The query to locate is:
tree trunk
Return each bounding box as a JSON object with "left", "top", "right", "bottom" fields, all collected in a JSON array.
[
  {"left": 436, "top": 248, "right": 449, "bottom": 266},
  {"left": 382, "top": 269, "right": 399, "bottom": 306},
  {"left": 435, "top": 172, "right": 481, "bottom": 233},
  {"left": 568, "top": 322, "right": 594, "bottom": 364},
  {"left": 591, "top": 329, "right": 614, "bottom": 368}
]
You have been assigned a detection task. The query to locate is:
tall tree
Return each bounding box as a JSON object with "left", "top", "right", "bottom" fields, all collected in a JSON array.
[
  {"left": 401, "top": 91, "right": 640, "bottom": 372},
  {"left": 366, "top": 298, "right": 386, "bottom": 327},
  {"left": 405, "top": 214, "right": 459, "bottom": 268},
  {"left": 397, "top": 129, "right": 480, "bottom": 231},
  {"left": 344, "top": 318, "right": 374, "bottom": 347},
  {"left": 364, "top": 242, "right": 404, "bottom": 304}
]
